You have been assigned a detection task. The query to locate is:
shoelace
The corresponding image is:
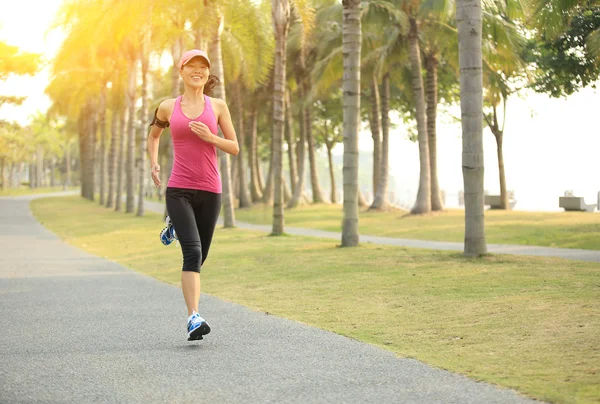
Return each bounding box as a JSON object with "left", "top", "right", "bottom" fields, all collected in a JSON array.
[{"left": 189, "top": 313, "right": 202, "bottom": 325}]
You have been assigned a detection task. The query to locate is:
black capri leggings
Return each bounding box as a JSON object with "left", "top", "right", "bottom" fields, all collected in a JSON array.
[{"left": 165, "top": 187, "right": 222, "bottom": 273}]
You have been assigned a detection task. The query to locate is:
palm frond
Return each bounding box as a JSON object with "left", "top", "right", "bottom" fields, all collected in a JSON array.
[{"left": 587, "top": 26, "right": 600, "bottom": 59}]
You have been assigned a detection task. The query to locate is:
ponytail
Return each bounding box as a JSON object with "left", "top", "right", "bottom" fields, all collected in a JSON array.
[{"left": 204, "top": 74, "right": 220, "bottom": 96}]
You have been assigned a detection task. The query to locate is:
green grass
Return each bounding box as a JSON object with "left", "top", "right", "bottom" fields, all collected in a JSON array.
[
  {"left": 233, "top": 203, "right": 600, "bottom": 250},
  {"left": 0, "top": 185, "right": 77, "bottom": 197},
  {"left": 32, "top": 196, "right": 600, "bottom": 404}
]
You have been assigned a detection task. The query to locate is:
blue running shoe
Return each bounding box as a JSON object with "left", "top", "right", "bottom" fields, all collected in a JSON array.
[
  {"left": 187, "top": 312, "right": 211, "bottom": 341},
  {"left": 160, "top": 216, "right": 178, "bottom": 246}
]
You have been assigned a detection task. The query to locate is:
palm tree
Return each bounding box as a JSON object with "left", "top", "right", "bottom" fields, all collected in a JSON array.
[
  {"left": 98, "top": 87, "right": 107, "bottom": 205},
  {"left": 421, "top": 12, "right": 457, "bottom": 212},
  {"left": 115, "top": 105, "right": 127, "bottom": 212},
  {"left": 284, "top": 89, "right": 298, "bottom": 196},
  {"left": 222, "top": 0, "right": 274, "bottom": 209},
  {"left": 361, "top": 0, "right": 456, "bottom": 214},
  {"left": 369, "top": 71, "right": 391, "bottom": 210},
  {"left": 106, "top": 106, "right": 119, "bottom": 209},
  {"left": 288, "top": 0, "right": 329, "bottom": 205},
  {"left": 124, "top": 50, "right": 137, "bottom": 214},
  {"left": 481, "top": 0, "right": 527, "bottom": 210},
  {"left": 457, "top": 0, "right": 487, "bottom": 256},
  {"left": 271, "top": 0, "right": 291, "bottom": 234},
  {"left": 208, "top": 8, "right": 236, "bottom": 228},
  {"left": 341, "top": 0, "right": 362, "bottom": 247},
  {"left": 137, "top": 31, "right": 151, "bottom": 217}
]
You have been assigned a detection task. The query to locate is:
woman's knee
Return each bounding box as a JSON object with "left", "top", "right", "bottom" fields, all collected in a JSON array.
[{"left": 181, "top": 243, "right": 202, "bottom": 273}]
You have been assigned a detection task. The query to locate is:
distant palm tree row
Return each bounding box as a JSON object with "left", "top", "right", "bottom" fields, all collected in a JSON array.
[{"left": 28, "top": 0, "right": 595, "bottom": 255}]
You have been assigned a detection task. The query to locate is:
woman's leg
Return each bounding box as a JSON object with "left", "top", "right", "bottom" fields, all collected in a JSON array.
[
  {"left": 181, "top": 272, "right": 200, "bottom": 316},
  {"left": 166, "top": 188, "right": 202, "bottom": 316},
  {"left": 193, "top": 191, "right": 222, "bottom": 267}
]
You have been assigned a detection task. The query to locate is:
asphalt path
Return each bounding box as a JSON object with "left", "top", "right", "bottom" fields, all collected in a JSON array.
[{"left": 0, "top": 194, "right": 540, "bottom": 403}]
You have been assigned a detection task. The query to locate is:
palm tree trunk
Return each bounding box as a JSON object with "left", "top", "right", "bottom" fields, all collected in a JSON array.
[
  {"left": 288, "top": 72, "right": 307, "bottom": 208},
  {"left": 0, "top": 158, "right": 5, "bottom": 190},
  {"left": 126, "top": 55, "right": 137, "bottom": 213},
  {"left": 50, "top": 157, "right": 56, "bottom": 187},
  {"left": 257, "top": 156, "right": 265, "bottom": 192},
  {"left": 29, "top": 161, "right": 35, "bottom": 189},
  {"left": 495, "top": 132, "right": 508, "bottom": 209},
  {"left": 370, "top": 74, "right": 382, "bottom": 196},
  {"left": 64, "top": 141, "right": 71, "bottom": 189},
  {"left": 284, "top": 178, "right": 292, "bottom": 202},
  {"left": 285, "top": 89, "right": 298, "bottom": 191},
  {"left": 137, "top": 45, "right": 150, "bottom": 217},
  {"left": 87, "top": 99, "right": 97, "bottom": 199},
  {"left": 247, "top": 106, "right": 263, "bottom": 202},
  {"left": 370, "top": 72, "right": 390, "bottom": 210},
  {"left": 273, "top": 16, "right": 286, "bottom": 228},
  {"left": 304, "top": 76, "right": 326, "bottom": 203},
  {"left": 262, "top": 138, "right": 274, "bottom": 205},
  {"left": 426, "top": 54, "right": 445, "bottom": 211},
  {"left": 409, "top": 19, "right": 432, "bottom": 214},
  {"left": 36, "top": 147, "right": 44, "bottom": 189},
  {"left": 210, "top": 11, "right": 235, "bottom": 228},
  {"left": 8, "top": 163, "right": 14, "bottom": 188},
  {"left": 80, "top": 100, "right": 95, "bottom": 201},
  {"left": 115, "top": 107, "right": 127, "bottom": 212},
  {"left": 164, "top": 38, "right": 183, "bottom": 217},
  {"left": 326, "top": 140, "right": 337, "bottom": 204},
  {"left": 488, "top": 104, "right": 508, "bottom": 210},
  {"left": 231, "top": 156, "right": 238, "bottom": 202},
  {"left": 99, "top": 87, "right": 107, "bottom": 205},
  {"left": 234, "top": 82, "right": 252, "bottom": 208},
  {"left": 457, "top": 0, "right": 487, "bottom": 256},
  {"left": 341, "top": 0, "right": 361, "bottom": 247},
  {"left": 358, "top": 188, "right": 368, "bottom": 207},
  {"left": 106, "top": 109, "right": 118, "bottom": 208}
]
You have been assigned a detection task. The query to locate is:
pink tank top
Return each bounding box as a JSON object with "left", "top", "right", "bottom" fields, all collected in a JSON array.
[{"left": 167, "top": 95, "right": 221, "bottom": 193}]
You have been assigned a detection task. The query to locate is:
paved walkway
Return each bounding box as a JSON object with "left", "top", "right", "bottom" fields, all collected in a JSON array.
[{"left": 0, "top": 194, "right": 541, "bottom": 403}]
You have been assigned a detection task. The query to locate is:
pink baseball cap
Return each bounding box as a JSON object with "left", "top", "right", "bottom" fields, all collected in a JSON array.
[{"left": 179, "top": 49, "right": 211, "bottom": 69}]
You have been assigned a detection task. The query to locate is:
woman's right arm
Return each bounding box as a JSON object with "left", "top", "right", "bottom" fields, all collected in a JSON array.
[{"left": 148, "top": 101, "right": 171, "bottom": 187}]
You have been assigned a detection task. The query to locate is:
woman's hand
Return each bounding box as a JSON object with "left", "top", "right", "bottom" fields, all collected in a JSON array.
[
  {"left": 189, "top": 121, "right": 214, "bottom": 144},
  {"left": 151, "top": 164, "right": 161, "bottom": 188}
]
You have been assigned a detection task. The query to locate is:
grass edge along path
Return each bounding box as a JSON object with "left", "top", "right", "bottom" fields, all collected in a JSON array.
[
  {"left": 0, "top": 186, "right": 78, "bottom": 197},
  {"left": 230, "top": 203, "right": 600, "bottom": 251},
  {"left": 31, "top": 196, "right": 600, "bottom": 404}
]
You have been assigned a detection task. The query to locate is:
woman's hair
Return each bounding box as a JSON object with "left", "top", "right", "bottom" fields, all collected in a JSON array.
[{"left": 204, "top": 75, "right": 220, "bottom": 96}]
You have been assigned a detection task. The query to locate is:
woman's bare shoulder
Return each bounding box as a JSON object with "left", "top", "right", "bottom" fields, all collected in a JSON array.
[
  {"left": 208, "top": 96, "right": 229, "bottom": 112},
  {"left": 159, "top": 98, "right": 177, "bottom": 110},
  {"left": 157, "top": 98, "right": 177, "bottom": 120}
]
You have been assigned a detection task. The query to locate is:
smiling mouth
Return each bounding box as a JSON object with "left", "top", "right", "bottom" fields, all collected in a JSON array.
[{"left": 191, "top": 75, "right": 203, "bottom": 80}]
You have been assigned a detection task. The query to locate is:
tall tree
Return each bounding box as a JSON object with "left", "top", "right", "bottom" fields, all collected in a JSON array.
[
  {"left": 0, "top": 41, "right": 41, "bottom": 107},
  {"left": 341, "top": 0, "right": 361, "bottom": 247},
  {"left": 209, "top": 8, "right": 236, "bottom": 228},
  {"left": 457, "top": 0, "right": 487, "bottom": 256},
  {"left": 525, "top": 6, "right": 600, "bottom": 98},
  {"left": 480, "top": 0, "right": 527, "bottom": 210},
  {"left": 271, "top": 0, "right": 291, "bottom": 234},
  {"left": 288, "top": 0, "right": 328, "bottom": 204},
  {"left": 314, "top": 93, "right": 343, "bottom": 204}
]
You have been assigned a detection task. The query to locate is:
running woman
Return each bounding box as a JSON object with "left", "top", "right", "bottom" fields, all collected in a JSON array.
[{"left": 147, "top": 49, "right": 239, "bottom": 341}]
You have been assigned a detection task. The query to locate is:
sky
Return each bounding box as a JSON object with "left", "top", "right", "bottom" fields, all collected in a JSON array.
[{"left": 1, "top": 1, "right": 599, "bottom": 212}]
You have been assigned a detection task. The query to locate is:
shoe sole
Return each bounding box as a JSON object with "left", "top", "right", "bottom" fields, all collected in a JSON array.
[{"left": 188, "top": 322, "right": 211, "bottom": 341}]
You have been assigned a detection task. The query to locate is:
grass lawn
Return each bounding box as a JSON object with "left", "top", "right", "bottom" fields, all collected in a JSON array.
[
  {"left": 32, "top": 196, "right": 600, "bottom": 404},
  {"left": 0, "top": 186, "right": 77, "bottom": 197},
  {"left": 233, "top": 203, "right": 600, "bottom": 250}
]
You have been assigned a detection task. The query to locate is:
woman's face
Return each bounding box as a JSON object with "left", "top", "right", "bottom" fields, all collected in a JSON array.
[{"left": 181, "top": 57, "right": 210, "bottom": 88}]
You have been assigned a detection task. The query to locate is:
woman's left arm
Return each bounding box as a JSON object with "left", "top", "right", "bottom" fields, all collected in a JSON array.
[
  {"left": 212, "top": 99, "right": 239, "bottom": 156},
  {"left": 188, "top": 99, "right": 239, "bottom": 155}
]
